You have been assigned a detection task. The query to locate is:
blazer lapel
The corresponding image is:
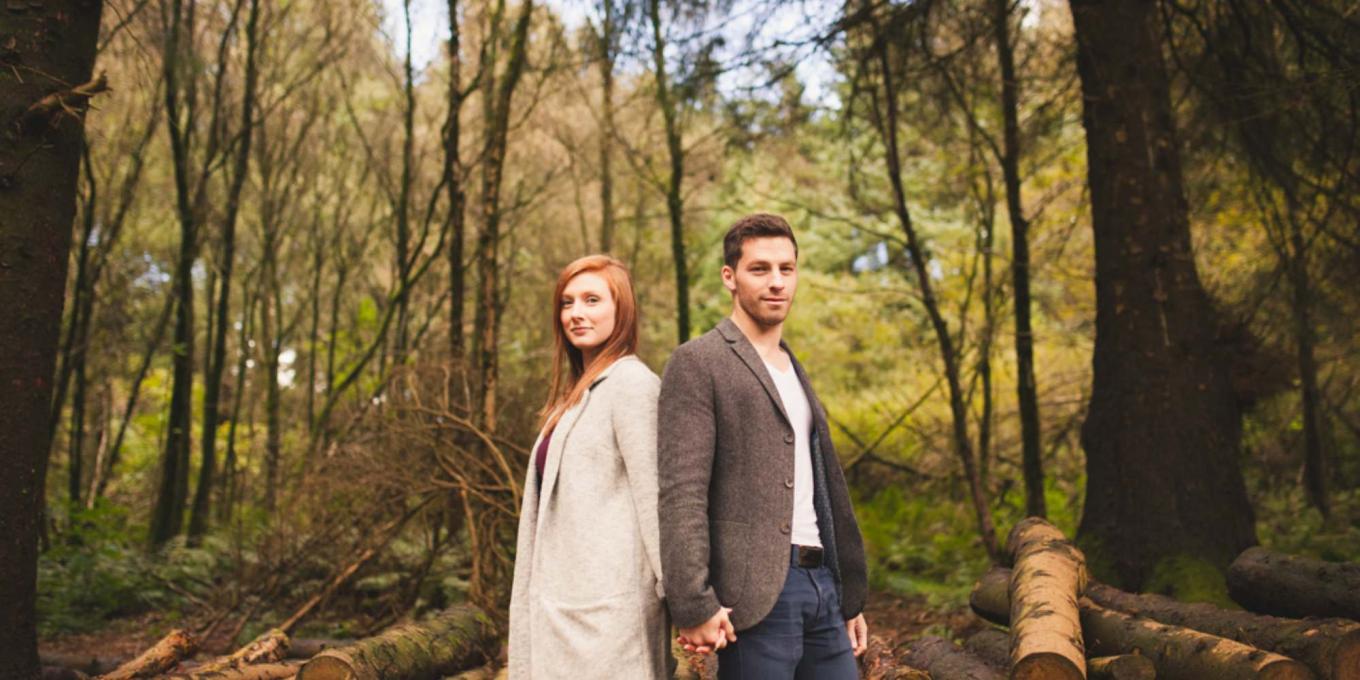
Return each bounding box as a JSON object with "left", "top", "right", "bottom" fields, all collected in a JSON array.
[{"left": 717, "top": 318, "right": 790, "bottom": 427}]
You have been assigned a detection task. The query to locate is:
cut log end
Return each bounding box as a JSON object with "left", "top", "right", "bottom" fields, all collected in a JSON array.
[
  {"left": 293, "top": 655, "right": 348, "bottom": 680},
  {"left": 1087, "top": 655, "right": 1155, "bottom": 680},
  {"left": 1337, "top": 630, "right": 1360, "bottom": 680},
  {"left": 1258, "top": 659, "right": 1319, "bottom": 680},
  {"left": 1012, "top": 652, "right": 1084, "bottom": 680}
]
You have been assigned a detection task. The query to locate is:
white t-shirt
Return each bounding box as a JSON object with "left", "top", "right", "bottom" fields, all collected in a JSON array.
[{"left": 763, "top": 355, "right": 822, "bottom": 548}]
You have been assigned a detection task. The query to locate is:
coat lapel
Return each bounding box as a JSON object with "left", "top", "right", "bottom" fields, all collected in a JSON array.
[
  {"left": 717, "top": 318, "right": 790, "bottom": 427},
  {"left": 533, "top": 356, "right": 632, "bottom": 534}
]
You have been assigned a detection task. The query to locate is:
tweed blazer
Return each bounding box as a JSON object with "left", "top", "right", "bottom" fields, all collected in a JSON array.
[
  {"left": 507, "top": 355, "right": 670, "bottom": 680},
  {"left": 658, "top": 318, "right": 867, "bottom": 632}
]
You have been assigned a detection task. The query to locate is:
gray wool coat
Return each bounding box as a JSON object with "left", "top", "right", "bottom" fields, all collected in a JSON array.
[
  {"left": 507, "top": 355, "right": 671, "bottom": 680},
  {"left": 657, "top": 318, "right": 868, "bottom": 632}
]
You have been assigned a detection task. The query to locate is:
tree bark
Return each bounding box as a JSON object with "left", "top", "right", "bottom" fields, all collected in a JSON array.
[
  {"left": 1068, "top": 0, "right": 1256, "bottom": 587},
  {"left": 1086, "top": 655, "right": 1156, "bottom": 680},
  {"left": 98, "top": 629, "right": 197, "bottom": 680},
  {"left": 1006, "top": 518, "right": 1088, "bottom": 680},
  {"left": 901, "top": 635, "right": 1004, "bottom": 680},
  {"left": 0, "top": 0, "right": 104, "bottom": 674},
  {"left": 1229, "top": 547, "right": 1360, "bottom": 621},
  {"left": 1085, "top": 576, "right": 1360, "bottom": 680},
  {"left": 295, "top": 606, "right": 495, "bottom": 680}
]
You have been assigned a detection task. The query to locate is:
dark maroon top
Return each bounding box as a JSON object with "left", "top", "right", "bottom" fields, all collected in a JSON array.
[{"left": 535, "top": 430, "right": 553, "bottom": 483}]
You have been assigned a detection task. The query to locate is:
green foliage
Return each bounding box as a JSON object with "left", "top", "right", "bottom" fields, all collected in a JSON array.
[
  {"left": 37, "top": 501, "right": 224, "bottom": 636},
  {"left": 855, "top": 486, "right": 990, "bottom": 609}
]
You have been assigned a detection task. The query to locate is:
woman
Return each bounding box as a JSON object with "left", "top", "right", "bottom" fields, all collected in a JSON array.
[{"left": 508, "top": 255, "right": 670, "bottom": 680}]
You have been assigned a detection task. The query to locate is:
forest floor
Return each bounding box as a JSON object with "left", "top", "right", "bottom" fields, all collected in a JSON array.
[{"left": 39, "top": 588, "right": 975, "bottom": 669}]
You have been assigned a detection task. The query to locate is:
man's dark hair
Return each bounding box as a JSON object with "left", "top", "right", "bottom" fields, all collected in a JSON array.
[{"left": 723, "top": 213, "right": 798, "bottom": 269}]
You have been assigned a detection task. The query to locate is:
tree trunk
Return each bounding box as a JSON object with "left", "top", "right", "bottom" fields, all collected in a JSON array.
[
  {"left": 1085, "top": 575, "right": 1360, "bottom": 680},
  {"left": 0, "top": 1, "right": 103, "bottom": 674},
  {"left": 295, "top": 606, "right": 495, "bottom": 680},
  {"left": 98, "top": 629, "right": 197, "bottom": 680},
  {"left": 992, "top": 0, "right": 1045, "bottom": 520},
  {"left": 647, "top": 0, "right": 690, "bottom": 344},
  {"left": 1229, "top": 547, "right": 1360, "bottom": 621},
  {"left": 152, "top": 0, "right": 202, "bottom": 547},
  {"left": 860, "top": 5, "right": 1000, "bottom": 561},
  {"left": 191, "top": 0, "right": 261, "bottom": 542},
  {"left": 597, "top": 2, "right": 617, "bottom": 254},
  {"left": 1006, "top": 518, "right": 1088, "bottom": 680},
  {"left": 445, "top": 0, "right": 467, "bottom": 365},
  {"left": 1068, "top": 0, "right": 1256, "bottom": 587},
  {"left": 901, "top": 636, "right": 1004, "bottom": 680}
]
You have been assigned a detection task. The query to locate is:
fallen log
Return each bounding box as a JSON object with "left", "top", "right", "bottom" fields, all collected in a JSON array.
[
  {"left": 1229, "top": 547, "right": 1360, "bottom": 621},
  {"left": 1086, "top": 578, "right": 1360, "bottom": 680},
  {"left": 1086, "top": 655, "right": 1156, "bottom": 680},
  {"left": 42, "top": 668, "right": 90, "bottom": 680},
  {"left": 902, "top": 635, "right": 1004, "bottom": 680},
  {"left": 286, "top": 639, "right": 352, "bottom": 660},
  {"left": 295, "top": 605, "right": 495, "bottom": 680},
  {"left": 97, "top": 629, "right": 197, "bottom": 679},
  {"left": 964, "top": 624, "right": 1153, "bottom": 680},
  {"left": 1081, "top": 599, "right": 1311, "bottom": 680},
  {"left": 1005, "top": 517, "right": 1087, "bottom": 680},
  {"left": 963, "top": 628, "right": 1010, "bottom": 669},
  {"left": 972, "top": 567, "right": 1313, "bottom": 679},
  {"left": 859, "top": 635, "right": 931, "bottom": 680},
  {"left": 174, "top": 662, "right": 300, "bottom": 680},
  {"left": 189, "top": 629, "right": 290, "bottom": 675}
]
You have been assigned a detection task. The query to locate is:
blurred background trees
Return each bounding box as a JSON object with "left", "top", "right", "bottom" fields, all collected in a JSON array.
[{"left": 5, "top": 0, "right": 1360, "bottom": 671}]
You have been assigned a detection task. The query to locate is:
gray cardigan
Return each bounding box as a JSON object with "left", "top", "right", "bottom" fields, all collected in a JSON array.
[
  {"left": 507, "top": 356, "right": 670, "bottom": 679},
  {"left": 657, "top": 318, "right": 868, "bottom": 632}
]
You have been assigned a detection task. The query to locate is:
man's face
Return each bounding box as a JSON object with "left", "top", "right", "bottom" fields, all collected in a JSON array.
[{"left": 723, "top": 236, "right": 797, "bottom": 327}]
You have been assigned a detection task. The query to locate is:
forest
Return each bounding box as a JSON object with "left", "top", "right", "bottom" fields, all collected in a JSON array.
[{"left": 2, "top": 0, "right": 1359, "bottom": 678}]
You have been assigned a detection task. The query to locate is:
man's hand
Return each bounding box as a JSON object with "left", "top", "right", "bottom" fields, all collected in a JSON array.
[
  {"left": 677, "top": 606, "right": 737, "bottom": 654},
  {"left": 846, "top": 613, "right": 868, "bottom": 656}
]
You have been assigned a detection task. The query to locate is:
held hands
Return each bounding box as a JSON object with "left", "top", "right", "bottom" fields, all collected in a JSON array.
[
  {"left": 845, "top": 613, "right": 868, "bottom": 657},
  {"left": 676, "top": 606, "right": 737, "bottom": 654}
]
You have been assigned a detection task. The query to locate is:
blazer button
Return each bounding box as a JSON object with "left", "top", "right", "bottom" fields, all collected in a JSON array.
[
  {"left": 780, "top": 522, "right": 791, "bottom": 534},
  {"left": 784, "top": 478, "right": 794, "bottom": 489},
  {"left": 784, "top": 432, "right": 795, "bottom": 444}
]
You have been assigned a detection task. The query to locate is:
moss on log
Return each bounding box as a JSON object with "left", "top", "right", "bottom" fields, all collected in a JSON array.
[
  {"left": 1081, "top": 599, "right": 1312, "bottom": 680},
  {"left": 296, "top": 605, "right": 495, "bottom": 680},
  {"left": 1229, "top": 548, "right": 1360, "bottom": 621},
  {"left": 1087, "top": 578, "right": 1360, "bottom": 680},
  {"left": 97, "top": 629, "right": 197, "bottom": 679},
  {"left": 1006, "top": 518, "right": 1088, "bottom": 680},
  {"left": 903, "top": 635, "right": 1004, "bottom": 680}
]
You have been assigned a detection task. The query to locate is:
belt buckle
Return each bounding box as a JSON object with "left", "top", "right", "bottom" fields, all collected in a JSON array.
[{"left": 796, "top": 545, "right": 823, "bottom": 568}]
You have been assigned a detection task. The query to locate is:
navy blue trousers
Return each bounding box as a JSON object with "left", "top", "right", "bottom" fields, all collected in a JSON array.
[{"left": 716, "top": 548, "right": 858, "bottom": 680}]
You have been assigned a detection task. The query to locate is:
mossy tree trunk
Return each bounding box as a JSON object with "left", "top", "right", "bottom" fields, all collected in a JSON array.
[{"left": 1068, "top": 0, "right": 1257, "bottom": 589}]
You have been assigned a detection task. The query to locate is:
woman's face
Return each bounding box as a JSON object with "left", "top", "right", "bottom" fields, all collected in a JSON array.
[{"left": 560, "top": 271, "right": 616, "bottom": 360}]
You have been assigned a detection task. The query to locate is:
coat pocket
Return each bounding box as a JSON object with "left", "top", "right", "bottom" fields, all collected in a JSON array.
[
  {"left": 535, "top": 591, "right": 647, "bottom": 677},
  {"left": 710, "top": 519, "right": 751, "bottom": 606}
]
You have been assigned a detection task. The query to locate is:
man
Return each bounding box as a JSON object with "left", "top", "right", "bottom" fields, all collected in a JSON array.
[{"left": 658, "top": 213, "right": 869, "bottom": 679}]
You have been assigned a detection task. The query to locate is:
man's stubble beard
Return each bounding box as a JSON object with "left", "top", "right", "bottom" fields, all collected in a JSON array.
[{"left": 737, "top": 289, "right": 790, "bottom": 328}]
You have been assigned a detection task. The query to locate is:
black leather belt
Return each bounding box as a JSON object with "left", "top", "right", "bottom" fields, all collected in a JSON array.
[{"left": 795, "top": 544, "right": 824, "bottom": 568}]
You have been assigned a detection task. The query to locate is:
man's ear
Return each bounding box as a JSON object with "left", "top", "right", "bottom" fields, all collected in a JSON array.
[{"left": 720, "top": 265, "right": 736, "bottom": 293}]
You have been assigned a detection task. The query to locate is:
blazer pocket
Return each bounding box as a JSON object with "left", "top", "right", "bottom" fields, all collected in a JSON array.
[{"left": 710, "top": 520, "right": 750, "bottom": 606}]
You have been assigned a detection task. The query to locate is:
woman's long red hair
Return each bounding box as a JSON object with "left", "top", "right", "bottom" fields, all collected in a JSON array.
[{"left": 537, "top": 255, "right": 639, "bottom": 435}]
